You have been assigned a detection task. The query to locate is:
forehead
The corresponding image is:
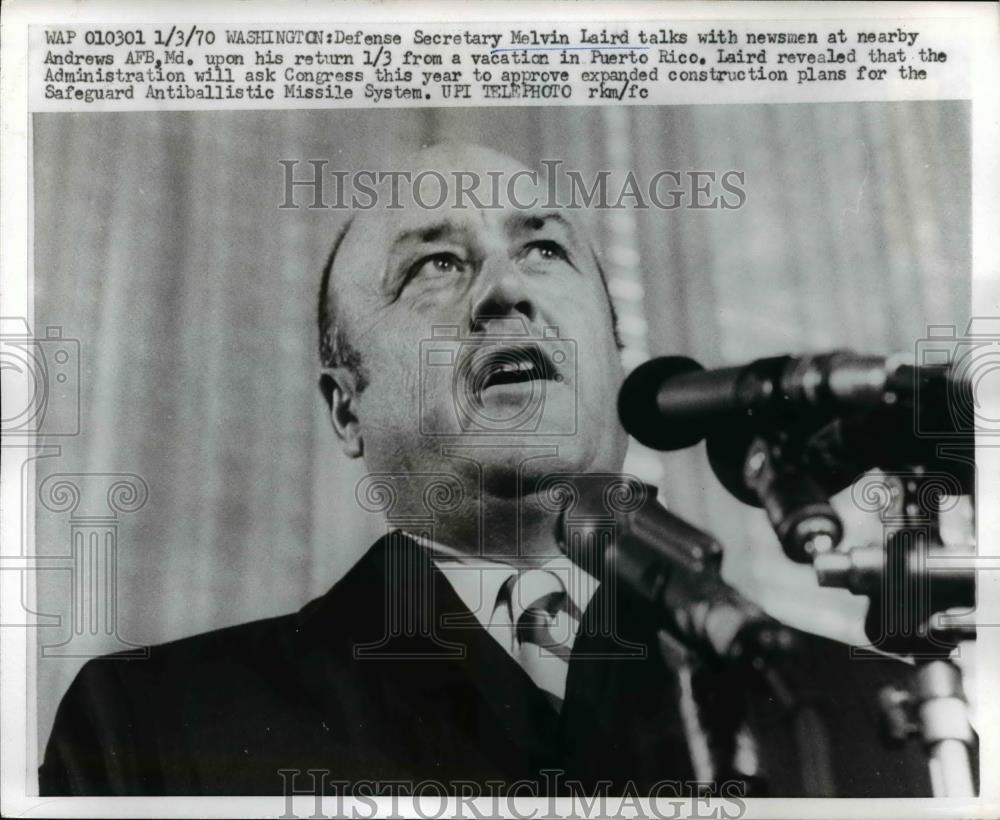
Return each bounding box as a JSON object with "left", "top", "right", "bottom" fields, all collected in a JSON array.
[
  {"left": 352, "top": 202, "right": 583, "bottom": 252},
  {"left": 332, "top": 148, "right": 589, "bottom": 290}
]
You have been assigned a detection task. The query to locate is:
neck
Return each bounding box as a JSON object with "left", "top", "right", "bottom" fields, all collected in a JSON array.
[{"left": 397, "top": 488, "right": 563, "bottom": 568}]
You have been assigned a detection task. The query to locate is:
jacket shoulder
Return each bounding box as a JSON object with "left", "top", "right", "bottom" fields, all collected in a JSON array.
[{"left": 40, "top": 609, "right": 315, "bottom": 795}]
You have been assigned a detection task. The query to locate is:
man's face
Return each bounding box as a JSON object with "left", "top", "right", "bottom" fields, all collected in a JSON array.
[{"left": 330, "top": 144, "right": 627, "bottom": 494}]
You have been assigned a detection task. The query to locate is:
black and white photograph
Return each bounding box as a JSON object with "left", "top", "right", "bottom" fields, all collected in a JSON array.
[{"left": 2, "top": 2, "right": 998, "bottom": 817}]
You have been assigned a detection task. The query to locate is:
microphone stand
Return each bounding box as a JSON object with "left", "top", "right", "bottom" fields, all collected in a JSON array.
[
  {"left": 813, "top": 471, "right": 977, "bottom": 797},
  {"left": 733, "top": 436, "right": 978, "bottom": 797},
  {"left": 556, "top": 478, "right": 802, "bottom": 795}
]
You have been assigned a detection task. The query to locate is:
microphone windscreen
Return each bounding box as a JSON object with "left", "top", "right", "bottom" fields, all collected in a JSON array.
[{"left": 618, "top": 356, "right": 705, "bottom": 450}]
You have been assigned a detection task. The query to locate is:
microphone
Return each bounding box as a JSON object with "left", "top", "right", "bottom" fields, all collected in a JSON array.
[
  {"left": 555, "top": 479, "right": 797, "bottom": 663},
  {"left": 705, "top": 405, "right": 976, "bottom": 515},
  {"left": 617, "top": 351, "right": 962, "bottom": 452}
]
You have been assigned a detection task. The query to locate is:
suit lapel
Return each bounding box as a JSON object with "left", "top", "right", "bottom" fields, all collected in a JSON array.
[
  {"left": 560, "top": 578, "right": 696, "bottom": 790},
  {"left": 294, "top": 533, "right": 561, "bottom": 779}
]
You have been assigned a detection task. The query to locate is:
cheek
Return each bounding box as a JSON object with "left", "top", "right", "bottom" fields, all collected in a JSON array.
[
  {"left": 362, "top": 333, "right": 461, "bottom": 432},
  {"left": 579, "top": 337, "right": 625, "bottom": 421},
  {"left": 359, "top": 338, "right": 420, "bottom": 410},
  {"left": 570, "top": 297, "right": 623, "bottom": 375},
  {"left": 556, "top": 276, "right": 617, "bottom": 334}
]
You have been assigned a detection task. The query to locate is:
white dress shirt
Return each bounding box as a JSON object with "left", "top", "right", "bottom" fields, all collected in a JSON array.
[{"left": 403, "top": 532, "right": 599, "bottom": 659}]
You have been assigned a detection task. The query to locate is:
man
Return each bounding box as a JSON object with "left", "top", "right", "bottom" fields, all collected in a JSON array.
[{"left": 41, "top": 143, "right": 930, "bottom": 797}]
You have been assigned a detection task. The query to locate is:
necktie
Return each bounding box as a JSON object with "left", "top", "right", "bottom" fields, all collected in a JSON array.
[{"left": 496, "top": 569, "right": 582, "bottom": 710}]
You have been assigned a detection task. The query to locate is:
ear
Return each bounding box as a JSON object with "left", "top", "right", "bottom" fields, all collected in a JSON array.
[{"left": 319, "top": 368, "right": 364, "bottom": 459}]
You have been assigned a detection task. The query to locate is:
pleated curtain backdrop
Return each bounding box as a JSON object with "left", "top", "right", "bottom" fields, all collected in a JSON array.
[{"left": 33, "top": 102, "right": 970, "bottom": 750}]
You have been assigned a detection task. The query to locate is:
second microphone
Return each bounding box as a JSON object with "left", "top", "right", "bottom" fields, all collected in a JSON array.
[{"left": 555, "top": 477, "right": 798, "bottom": 664}]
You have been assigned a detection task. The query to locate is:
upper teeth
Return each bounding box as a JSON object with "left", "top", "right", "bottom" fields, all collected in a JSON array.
[{"left": 499, "top": 361, "right": 535, "bottom": 373}]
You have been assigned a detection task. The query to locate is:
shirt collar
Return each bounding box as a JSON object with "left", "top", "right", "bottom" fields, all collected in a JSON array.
[{"left": 402, "top": 531, "right": 600, "bottom": 632}]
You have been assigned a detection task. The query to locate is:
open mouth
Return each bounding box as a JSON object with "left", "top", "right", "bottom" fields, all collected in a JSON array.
[{"left": 462, "top": 344, "right": 560, "bottom": 404}]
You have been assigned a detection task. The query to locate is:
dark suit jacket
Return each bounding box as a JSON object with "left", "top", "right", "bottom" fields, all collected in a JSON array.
[{"left": 40, "top": 532, "right": 931, "bottom": 796}]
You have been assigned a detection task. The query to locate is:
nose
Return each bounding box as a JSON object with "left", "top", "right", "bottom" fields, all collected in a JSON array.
[{"left": 468, "top": 258, "right": 536, "bottom": 334}]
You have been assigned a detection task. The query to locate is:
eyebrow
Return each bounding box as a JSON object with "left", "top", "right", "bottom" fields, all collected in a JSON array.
[
  {"left": 389, "top": 211, "right": 580, "bottom": 252},
  {"left": 505, "top": 211, "right": 580, "bottom": 245},
  {"left": 389, "top": 220, "right": 470, "bottom": 253},
  {"left": 381, "top": 210, "right": 587, "bottom": 297}
]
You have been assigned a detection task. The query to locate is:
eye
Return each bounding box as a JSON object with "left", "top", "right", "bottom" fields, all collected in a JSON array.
[
  {"left": 522, "top": 240, "right": 570, "bottom": 265},
  {"left": 412, "top": 253, "right": 466, "bottom": 279}
]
